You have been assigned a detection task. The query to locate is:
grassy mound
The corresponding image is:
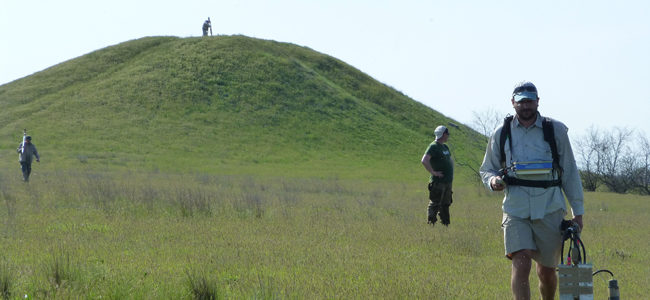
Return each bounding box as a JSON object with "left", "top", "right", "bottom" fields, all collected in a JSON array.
[{"left": 0, "top": 35, "right": 484, "bottom": 181}]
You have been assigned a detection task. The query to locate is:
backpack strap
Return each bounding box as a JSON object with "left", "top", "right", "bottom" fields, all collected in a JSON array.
[
  {"left": 499, "top": 115, "right": 514, "bottom": 168},
  {"left": 542, "top": 117, "right": 561, "bottom": 173}
]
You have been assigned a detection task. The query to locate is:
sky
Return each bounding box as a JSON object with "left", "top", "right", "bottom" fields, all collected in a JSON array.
[{"left": 2, "top": 0, "right": 649, "bottom": 141}]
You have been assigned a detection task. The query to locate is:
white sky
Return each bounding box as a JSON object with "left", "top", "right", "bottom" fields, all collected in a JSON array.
[{"left": 2, "top": 0, "right": 649, "bottom": 140}]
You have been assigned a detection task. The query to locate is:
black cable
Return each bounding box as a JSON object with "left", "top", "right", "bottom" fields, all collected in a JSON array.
[
  {"left": 578, "top": 237, "right": 586, "bottom": 264},
  {"left": 559, "top": 221, "right": 587, "bottom": 265},
  {"left": 571, "top": 241, "right": 576, "bottom": 263},
  {"left": 593, "top": 269, "right": 614, "bottom": 277},
  {"left": 560, "top": 230, "right": 586, "bottom": 265},
  {"left": 572, "top": 236, "right": 586, "bottom": 264}
]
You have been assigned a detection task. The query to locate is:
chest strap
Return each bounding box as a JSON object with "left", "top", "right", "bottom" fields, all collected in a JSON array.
[{"left": 503, "top": 176, "right": 562, "bottom": 189}]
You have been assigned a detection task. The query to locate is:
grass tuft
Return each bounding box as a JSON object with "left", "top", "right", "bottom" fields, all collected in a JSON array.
[
  {"left": 45, "top": 250, "right": 77, "bottom": 290},
  {"left": 177, "top": 186, "right": 212, "bottom": 217},
  {"left": 253, "top": 275, "right": 279, "bottom": 300},
  {"left": 0, "top": 261, "right": 12, "bottom": 300},
  {"left": 186, "top": 270, "right": 220, "bottom": 300}
]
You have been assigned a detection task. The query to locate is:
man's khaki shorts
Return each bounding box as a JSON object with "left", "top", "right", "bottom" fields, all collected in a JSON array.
[{"left": 502, "top": 209, "right": 565, "bottom": 268}]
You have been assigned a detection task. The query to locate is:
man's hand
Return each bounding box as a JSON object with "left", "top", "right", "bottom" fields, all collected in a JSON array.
[
  {"left": 490, "top": 176, "right": 505, "bottom": 191},
  {"left": 431, "top": 171, "right": 444, "bottom": 178},
  {"left": 572, "top": 215, "right": 583, "bottom": 230}
]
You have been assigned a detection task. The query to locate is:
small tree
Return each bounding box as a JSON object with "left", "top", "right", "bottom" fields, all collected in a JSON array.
[
  {"left": 575, "top": 126, "right": 641, "bottom": 194},
  {"left": 575, "top": 126, "right": 602, "bottom": 191},
  {"left": 634, "top": 132, "right": 650, "bottom": 195},
  {"left": 467, "top": 108, "right": 505, "bottom": 186},
  {"left": 470, "top": 108, "right": 504, "bottom": 143},
  {"left": 597, "top": 127, "right": 635, "bottom": 193}
]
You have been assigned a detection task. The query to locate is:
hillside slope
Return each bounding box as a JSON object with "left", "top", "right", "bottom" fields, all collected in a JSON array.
[{"left": 0, "top": 36, "right": 485, "bottom": 180}]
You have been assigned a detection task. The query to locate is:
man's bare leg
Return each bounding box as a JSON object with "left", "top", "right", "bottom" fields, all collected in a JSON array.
[
  {"left": 537, "top": 263, "right": 557, "bottom": 300},
  {"left": 511, "top": 250, "right": 533, "bottom": 300}
]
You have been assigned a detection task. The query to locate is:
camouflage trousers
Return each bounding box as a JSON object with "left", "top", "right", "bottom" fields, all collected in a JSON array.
[{"left": 427, "top": 182, "right": 453, "bottom": 225}]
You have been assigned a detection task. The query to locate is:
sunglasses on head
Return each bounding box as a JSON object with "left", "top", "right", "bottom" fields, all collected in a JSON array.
[{"left": 513, "top": 85, "right": 537, "bottom": 94}]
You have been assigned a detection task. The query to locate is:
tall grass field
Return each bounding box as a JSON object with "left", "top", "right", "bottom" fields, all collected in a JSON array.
[{"left": 0, "top": 168, "right": 646, "bottom": 299}]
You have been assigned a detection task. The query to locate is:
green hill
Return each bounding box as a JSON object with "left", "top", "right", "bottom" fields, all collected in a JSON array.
[{"left": 0, "top": 35, "right": 485, "bottom": 181}]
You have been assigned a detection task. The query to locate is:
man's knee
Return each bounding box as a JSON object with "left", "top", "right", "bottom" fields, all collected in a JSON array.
[
  {"left": 536, "top": 264, "right": 557, "bottom": 281},
  {"left": 511, "top": 250, "right": 534, "bottom": 269},
  {"left": 511, "top": 249, "right": 534, "bottom": 259}
]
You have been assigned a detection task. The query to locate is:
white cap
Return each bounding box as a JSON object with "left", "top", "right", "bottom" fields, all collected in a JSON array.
[{"left": 434, "top": 125, "right": 448, "bottom": 139}]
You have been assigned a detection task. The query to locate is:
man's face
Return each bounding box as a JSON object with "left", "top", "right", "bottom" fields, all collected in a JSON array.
[
  {"left": 512, "top": 98, "right": 539, "bottom": 122},
  {"left": 438, "top": 131, "right": 449, "bottom": 143}
]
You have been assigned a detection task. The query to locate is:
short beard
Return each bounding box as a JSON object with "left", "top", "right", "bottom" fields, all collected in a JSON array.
[{"left": 517, "top": 109, "right": 537, "bottom": 122}]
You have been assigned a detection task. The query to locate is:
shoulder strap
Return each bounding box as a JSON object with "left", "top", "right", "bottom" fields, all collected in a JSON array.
[
  {"left": 499, "top": 115, "right": 514, "bottom": 168},
  {"left": 543, "top": 117, "right": 563, "bottom": 180},
  {"left": 542, "top": 117, "right": 559, "bottom": 165}
]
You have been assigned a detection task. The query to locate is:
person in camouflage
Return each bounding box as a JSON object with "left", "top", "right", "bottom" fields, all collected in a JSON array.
[{"left": 421, "top": 125, "right": 454, "bottom": 227}]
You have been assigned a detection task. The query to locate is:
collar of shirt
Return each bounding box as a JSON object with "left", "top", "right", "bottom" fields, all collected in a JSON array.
[{"left": 512, "top": 112, "right": 543, "bottom": 129}]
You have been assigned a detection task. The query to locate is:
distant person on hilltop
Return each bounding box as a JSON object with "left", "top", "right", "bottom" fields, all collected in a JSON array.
[
  {"left": 421, "top": 125, "right": 454, "bottom": 227},
  {"left": 479, "top": 81, "right": 584, "bottom": 300},
  {"left": 17, "top": 135, "right": 40, "bottom": 182},
  {"left": 202, "top": 17, "right": 212, "bottom": 36}
]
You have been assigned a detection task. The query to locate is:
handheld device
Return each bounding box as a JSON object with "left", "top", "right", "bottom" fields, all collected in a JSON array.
[{"left": 21, "top": 129, "right": 27, "bottom": 154}]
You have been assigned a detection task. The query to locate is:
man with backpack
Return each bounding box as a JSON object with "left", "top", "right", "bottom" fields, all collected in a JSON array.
[{"left": 479, "top": 81, "right": 584, "bottom": 300}]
